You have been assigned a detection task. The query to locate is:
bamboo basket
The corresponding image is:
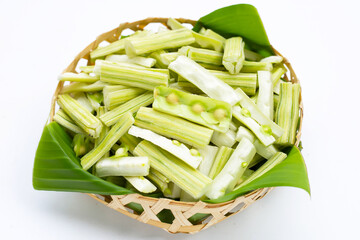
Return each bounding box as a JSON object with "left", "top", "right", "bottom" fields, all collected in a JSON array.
[{"left": 49, "top": 18, "right": 303, "bottom": 234}]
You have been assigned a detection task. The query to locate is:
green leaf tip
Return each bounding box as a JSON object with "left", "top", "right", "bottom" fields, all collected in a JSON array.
[
  {"left": 193, "top": 4, "right": 274, "bottom": 57},
  {"left": 205, "top": 146, "right": 310, "bottom": 203},
  {"left": 33, "top": 122, "right": 133, "bottom": 195}
]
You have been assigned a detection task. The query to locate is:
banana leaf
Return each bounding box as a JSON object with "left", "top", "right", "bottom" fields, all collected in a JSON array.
[
  {"left": 193, "top": 4, "right": 274, "bottom": 57},
  {"left": 33, "top": 122, "right": 133, "bottom": 195}
]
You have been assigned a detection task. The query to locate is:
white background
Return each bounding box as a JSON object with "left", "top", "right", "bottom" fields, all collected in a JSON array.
[{"left": 1, "top": 0, "right": 359, "bottom": 239}]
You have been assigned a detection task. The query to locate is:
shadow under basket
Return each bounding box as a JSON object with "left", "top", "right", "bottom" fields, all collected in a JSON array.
[{"left": 50, "top": 18, "right": 303, "bottom": 234}]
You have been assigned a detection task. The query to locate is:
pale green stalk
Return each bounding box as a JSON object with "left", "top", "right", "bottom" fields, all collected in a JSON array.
[
  {"left": 260, "top": 56, "right": 283, "bottom": 64},
  {"left": 206, "top": 138, "right": 256, "bottom": 199},
  {"left": 164, "top": 182, "right": 182, "bottom": 199},
  {"left": 177, "top": 71, "right": 257, "bottom": 96},
  {"left": 210, "top": 70, "right": 257, "bottom": 96},
  {"left": 235, "top": 152, "right": 287, "bottom": 190},
  {"left": 169, "top": 56, "right": 240, "bottom": 106},
  {"left": 125, "top": 176, "right": 157, "bottom": 193},
  {"left": 58, "top": 72, "right": 99, "bottom": 83},
  {"left": 236, "top": 169, "right": 254, "bottom": 186},
  {"left": 149, "top": 50, "right": 169, "bottom": 68},
  {"left": 179, "top": 46, "right": 223, "bottom": 66},
  {"left": 167, "top": 18, "right": 224, "bottom": 52},
  {"left": 272, "top": 65, "right": 287, "bottom": 94},
  {"left": 54, "top": 109, "right": 86, "bottom": 134},
  {"left": 160, "top": 52, "right": 179, "bottom": 66},
  {"left": 81, "top": 112, "right": 134, "bottom": 170},
  {"left": 147, "top": 168, "right": 171, "bottom": 195},
  {"left": 57, "top": 94, "right": 102, "bottom": 138},
  {"left": 60, "top": 81, "right": 108, "bottom": 94},
  {"left": 134, "top": 107, "right": 213, "bottom": 148},
  {"left": 72, "top": 134, "right": 93, "bottom": 157},
  {"left": 236, "top": 126, "right": 279, "bottom": 159},
  {"left": 86, "top": 92, "right": 103, "bottom": 111},
  {"left": 257, "top": 71, "right": 274, "bottom": 120},
  {"left": 235, "top": 88, "right": 284, "bottom": 138},
  {"left": 90, "top": 30, "right": 151, "bottom": 59},
  {"left": 198, "top": 63, "right": 226, "bottom": 71},
  {"left": 100, "top": 92, "right": 153, "bottom": 126},
  {"left": 95, "top": 107, "right": 109, "bottom": 158},
  {"left": 95, "top": 156, "right": 149, "bottom": 177},
  {"left": 275, "top": 82, "right": 300, "bottom": 145},
  {"left": 103, "top": 87, "right": 146, "bottom": 110},
  {"left": 119, "top": 133, "right": 141, "bottom": 155},
  {"left": 128, "top": 126, "right": 202, "bottom": 169},
  {"left": 153, "top": 86, "right": 232, "bottom": 133},
  {"left": 105, "top": 54, "right": 156, "bottom": 68},
  {"left": 232, "top": 105, "right": 276, "bottom": 146},
  {"left": 241, "top": 61, "right": 273, "bottom": 73},
  {"left": 274, "top": 94, "right": 279, "bottom": 109},
  {"left": 201, "top": 29, "right": 226, "bottom": 43},
  {"left": 73, "top": 92, "right": 94, "bottom": 113},
  {"left": 79, "top": 65, "right": 95, "bottom": 73},
  {"left": 244, "top": 49, "right": 263, "bottom": 61},
  {"left": 208, "top": 146, "right": 234, "bottom": 179},
  {"left": 134, "top": 140, "right": 212, "bottom": 199},
  {"left": 125, "top": 28, "right": 195, "bottom": 57},
  {"left": 198, "top": 145, "right": 219, "bottom": 176},
  {"left": 223, "top": 37, "right": 245, "bottom": 74},
  {"left": 211, "top": 129, "right": 236, "bottom": 148},
  {"left": 97, "top": 61, "right": 169, "bottom": 90}
]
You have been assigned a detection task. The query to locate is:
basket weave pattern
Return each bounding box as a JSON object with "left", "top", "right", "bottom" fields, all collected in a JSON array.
[{"left": 50, "top": 18, "right": 303, "bottom": 234}]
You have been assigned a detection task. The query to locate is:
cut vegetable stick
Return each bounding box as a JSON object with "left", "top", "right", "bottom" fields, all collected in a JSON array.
[
  {"left": 79, "top": 65, "right": 95, "bottom": 73},
  {"left": 232, "top": 105, "right": 276, "bottom": 146},
  {"left": 235, "top": 88, "right": 284, "bottom": 138},
  {"left": 72, "top": 134, "right": 93, "bottom": 157},
  {"left": 235, "top": 152, "right": 287, "bottom": 190},
  {"left": 73, "top": 92, "right": 94, "bottom": 113},
  {"left": 125, "top": 176, "right": 157, "bottom": 193},
  {"left": 198, "top": 62, "right": 226, "bottom": 71},
  {"left": 169, "top": 56, "right": 241, "bottom": 106},
  {"left": 164, "top": 182, "right": 182, "bottom": 199},
  {"left": 159, "top": 52, "right": 179, "bottom": 66},
  {"left": 147, "top": 168, "right": 171, "bottom": 195},
  {"left": 236, "top": 169, "right": 254, "bottom": 186},
  {"left": 134, "top": 140, "right": 212, "bottom": 199},
  {"left": 236, "top": 126, "right": 279, "bottom": 160},
  {"left": 208, "top": 146, "right": 234, "bottom": 179},
  {"left": 103, "top": 87, "right": 146, "bottom": 110},
  {"left": 260, "top": 56, "right": 283, "bottom": 64},
  {"left": 241, "top": 61, "right": 273, "bottom": 73},
  {"left": 95, "top": 156, "right": 149, "bottom": 177},
  {"left": 53, "top": 109, "right": 86, "bottom": 134},
  {"left": 97, "top": 61, "right": 169, "bottom": 91},
  {"left": 244, "top": 49, "right": 263, "bottom": 61},
  {"left": 58, "top": 72, "right": 99, "bottom": 83},
  {"left": 119, "top": 133, "right": 141, "bottom": 155},
  {"left": 149, "top": 50, "right": 169, "bottom": 69},
  {"left": 81, "top": 112, "right": 134, "bottom": 170},
  {"left": 153, "top": 86, "right": 232, "bottom": 133},
  {"left": 206, "top": 138, "right": 256, "bottom": 199},
  {"left": 125, "top": 28, "right": 195, "bottom": 57},
  {"left": 60, "top": 81, "right": 108, "bottom": 94},
  {"left": 179, "top": 46, "right": 223, "bottom": 65},
  {"left": 272, "top": 65, "right": 287, "bottom": 94},
  {"left": 86, "top": 92, "right": 103, "bottom": 112},
  {"left": 90, "top": 30, "right": 151, "bottom": 59},
  {"left": 94, "top": 107, "right": 108, "bottom": 153},
  {"left": 128, "top": 126, "right": 202, "bottom": 169},
  {"left": 100, "top": 92, "right": 153, "bottom": 127},
  {"left": 57, "top": 94, "right": 102, "bottom": 138},
  {"left": 275, "top": 82, "right": 300, "bottom": 145},
  {"left": 202, "top": 29, "right": 226, "bottom": 43},
  {"left": 223, "top": 37, "right": 245, "bottom": 74},
  {"left": 177, "top": 71, "right": 257, "bottom": 96},
  {"left": 257, "top": 71, "right": 274, "bottom": 120},
  {"left": 105, "top": 54, "right": 156, "bottom": 68},
  {"left": 134, "top": 107, "right": 213, "bottom": 148},
  {"left": 198, "top": 145, "right": 219, "bottom": 176},
  {"left": 211, "top": 129, "right": 236, "bottom": 148}
]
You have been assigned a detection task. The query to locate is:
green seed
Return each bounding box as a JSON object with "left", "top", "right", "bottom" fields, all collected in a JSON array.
[
  {"left": 241, "top": 108, "right": 251, "bottom": 117},
  {"left": 190, "top": 149, "right": 200, "bottom": 156},
  {"left": 261, "top": 125, "right": 273, "bottom": 136},
  {"left": 192, "top": 103, "right": 204, "bottom": 114},
  {"left": 213, "top": 108, "right": 226, "bottom": 121},
  {"left": 172, "top": 140, "right": 181, "bottom": 146},
  {"left": 166, "top": 93, "right": 179, "bottom": 104}
]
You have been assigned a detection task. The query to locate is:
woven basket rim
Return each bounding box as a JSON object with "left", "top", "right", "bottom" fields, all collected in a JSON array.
[{"left": 49, "top": 17, "right": 303, "bottom": 233}]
